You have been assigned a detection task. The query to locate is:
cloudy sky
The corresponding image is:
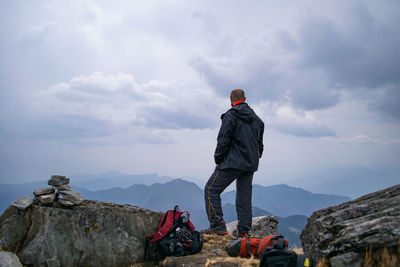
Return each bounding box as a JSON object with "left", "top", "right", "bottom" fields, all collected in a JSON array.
[{"left": 0, "top": 0, "right": 399, "bottom": 187}]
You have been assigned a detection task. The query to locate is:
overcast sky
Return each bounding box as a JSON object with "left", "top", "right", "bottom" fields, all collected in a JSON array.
[{"left": 0, "top": 0, "right": 399, "bottom": 186}]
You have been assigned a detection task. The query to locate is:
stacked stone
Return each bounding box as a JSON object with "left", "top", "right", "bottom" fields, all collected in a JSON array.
[
  {"left": 33, "top": 187, "right": 56, "bottom": 204},
  {"left": 32, "top": 175, "right": 84, "bottom": 207}
]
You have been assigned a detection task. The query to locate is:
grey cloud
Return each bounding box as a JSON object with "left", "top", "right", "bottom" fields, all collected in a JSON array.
[
  {"left": 190, "top": 46, "right": 283, "bottom": 102},
  {"left": 296, "top": 3, "right": 400, "bottom": 120},
  {"left": 145, "top": 109, "right": 218, "bottom": 130},
  {"left": 368, "top": 85, "right": 400, "bottom": 122},
  {"left": 274, "top": 122, "right": 336, "bottom": 138},
  {"left": 299, "top": 13, "right": 400, "bottom": 88},
  {"left": 191, "top": 2, "right": 400, "bottom": 121},
  {"left": 190, "top": 17, "right": 342, "bottom": 112},
  {"left": 289, "top": 85, "right": 341, "bottom": 111}
]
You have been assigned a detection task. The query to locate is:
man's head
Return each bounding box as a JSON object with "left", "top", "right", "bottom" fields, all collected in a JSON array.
[{"left": 230, "top": 89, "right": 246, "bottom": 106}]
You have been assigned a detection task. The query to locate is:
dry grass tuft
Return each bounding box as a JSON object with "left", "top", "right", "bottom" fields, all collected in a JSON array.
[
  {"left": 205, "top": 256, "right": 259, "bottom": 267},
  {"left": 380, "top": 246, "right": 397, "bottom": 267},
  {"left": 317, "top": 257, "right": 329, "bottom": 267},
  {"left": 362, "top": 240, "right": 400, "bottom": 267},
  {"left": 292, "top": 246, "right": 304, "bottom": 255},
  {"left": 363, "top": 245, "right": 373, "bottom": 267},
  {"left": 202, "top": 233, "right": 232, "bottom": 250}
]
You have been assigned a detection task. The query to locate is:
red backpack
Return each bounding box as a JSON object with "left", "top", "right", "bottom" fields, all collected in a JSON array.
[
  {"left": 227, "top": 235, "right": 288, "bottom": 258},
  {"left": 145, "top": 206, "right": 203, "bottom": 259}
]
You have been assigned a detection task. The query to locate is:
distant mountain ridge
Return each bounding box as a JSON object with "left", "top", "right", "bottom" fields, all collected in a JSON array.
[
  {"left": 72, "top": 171, "right": 175, "bottom": 191},
  {"left": 78, "top": 178, "right": 204, "bottom": 211},
  {"left": 286, "top": 166, "right": 400, "bottom": 198},
  {"left": 222, "top": 184, "right": 350, "bottom": 217}
]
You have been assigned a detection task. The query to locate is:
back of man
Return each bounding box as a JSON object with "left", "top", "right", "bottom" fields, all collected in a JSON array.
[{"left": 204, "top": 89, "right": 264, "bottom": 237}]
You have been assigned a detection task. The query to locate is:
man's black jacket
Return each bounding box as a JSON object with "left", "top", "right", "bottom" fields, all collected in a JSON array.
[{"left": 214, "top": 102, "right": 264, "bottom": 172}]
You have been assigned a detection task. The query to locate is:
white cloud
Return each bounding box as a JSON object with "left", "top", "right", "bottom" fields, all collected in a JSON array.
[
  {"left": 35, "top": 72, "right": 223, "bottom": 135},
  {"left": 269, "top": 106, "right": 335, "bottom": 137}
]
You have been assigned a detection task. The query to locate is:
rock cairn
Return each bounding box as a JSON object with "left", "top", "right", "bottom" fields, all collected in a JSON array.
[{"left": 32, "top": 175, "right": 84, "bottom": 207}]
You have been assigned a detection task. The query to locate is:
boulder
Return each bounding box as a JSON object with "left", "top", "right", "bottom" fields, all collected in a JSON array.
[
  {"left": 300, "top": 184, "right": 400, "bottom": 266},
  {"left": 0, "top": 251, "right": 23, "bottom": 267},
  {"left": 33, "top": 187, "right": 55, "bottom": 196},
  {"left": 11, "top": 196, "right": 33, "bottom": 210},
  {"left": 0, "top": 207, "right": 32, "bottom": 252},
  {"left": 36, "top": 193, "right": 56, "bottom": 204},
  {"left": 48, "top": 175, "right": 69, "bottom": 187},
  {"left": 226, "top": 215, "right": 278, "bottom": 236},
  {"left": 58, "top": 190, "right": 84, "bottom": 205},
  {"left": 0, "top": 200, "right": 164, "bottom": 266}
]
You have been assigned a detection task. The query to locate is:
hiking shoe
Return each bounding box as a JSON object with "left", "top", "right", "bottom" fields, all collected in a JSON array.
[
  {"left": 202, "top": 223, "right": 228, "bottom": 235},
  {"left": 232, "top": 229, "right": 248, "bottom": 238}
]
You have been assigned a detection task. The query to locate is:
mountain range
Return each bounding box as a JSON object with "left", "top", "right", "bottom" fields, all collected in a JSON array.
[{"left": 285, "top": 166, "right": 400, "bottom": 199}]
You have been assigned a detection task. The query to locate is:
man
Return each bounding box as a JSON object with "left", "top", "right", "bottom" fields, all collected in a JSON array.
[{"left": 203, "top": 89, "right": 264, "bottom": 237}]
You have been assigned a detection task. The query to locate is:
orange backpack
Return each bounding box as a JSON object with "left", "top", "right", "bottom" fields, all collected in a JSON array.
[{"left": 227, "top": 235, "right": 288, "bottom": 258}]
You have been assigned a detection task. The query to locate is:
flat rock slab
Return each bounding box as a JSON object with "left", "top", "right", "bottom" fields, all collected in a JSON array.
[
  {"left": 48, "top": 175, "right": 69, "bottom": 187},
  {"left": 58, "top": 190, "right": 84, "bottom": 205},
  {"left": 36, "top": 193, "right": 56, "bottom": 204},
  {"left": 0, "top": 251, "right": 23, "bottom": 267},
  {"left": 33, "top": 187, "right": 55, "bottom": 196},
  {"left": 58, "top": 199, "right": 75, "bottom": 207},
  {"left": 11, "top": 196, "right": 33, "bottom": 210}
]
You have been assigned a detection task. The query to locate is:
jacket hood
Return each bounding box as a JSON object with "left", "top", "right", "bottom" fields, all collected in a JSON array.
[{"left": 222, "top": 102, "right": 256, "bottom": 123}]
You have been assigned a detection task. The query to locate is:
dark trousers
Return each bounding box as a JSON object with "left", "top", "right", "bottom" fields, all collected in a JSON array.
[{"left": 204, "top": 167, "right": 254, "bottom": 233}]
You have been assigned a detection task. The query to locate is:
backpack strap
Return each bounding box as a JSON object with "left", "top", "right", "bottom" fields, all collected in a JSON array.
[
  {"left": 256, "top": 235, "right": 283, "bottom": 257},
  {"left": 274, "top": 237, "right": 286, "bottom": 249},
  {"left": 239, "top": 237, "right": 250, "bottom": 257},
  {"left": 146, "top": 210, "right": 176, "bottom": 242},
  {"left": 187, "top": 221, "right": 196, "bottom": 232}
]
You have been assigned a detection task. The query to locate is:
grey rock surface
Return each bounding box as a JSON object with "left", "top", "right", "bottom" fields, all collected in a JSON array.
[
  {"left": 11, "top": 196, "right": 33, "bottom": 210},
  {"left": 0, "top": 251, "right": 23, "bottom": 267},
  {"left": 58, "top": 190, "right": 84, "bottom": 205},
  {"left": 45, "top": 256, "right": 60, "bottom": 267},
  {"left": 36, "top": 193, "right": 56, "bottom": 204},
  {"left": 300, "top": 184, "right": 400, "bottom": 266},
  {"left": 0, "top": 200, "right": 164, "bottom": 267},
  {"left": 57, "top": 199, "right": 75, "bottom": 207},
  {"left": 226, "top": 215, "right": 278, "bottom": 236},
  {"left": 33, "top": 187, "right": 55, "bottom": 196},
  {"left": 48, "top": 175, "right": 69, "bottom": 187}
]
